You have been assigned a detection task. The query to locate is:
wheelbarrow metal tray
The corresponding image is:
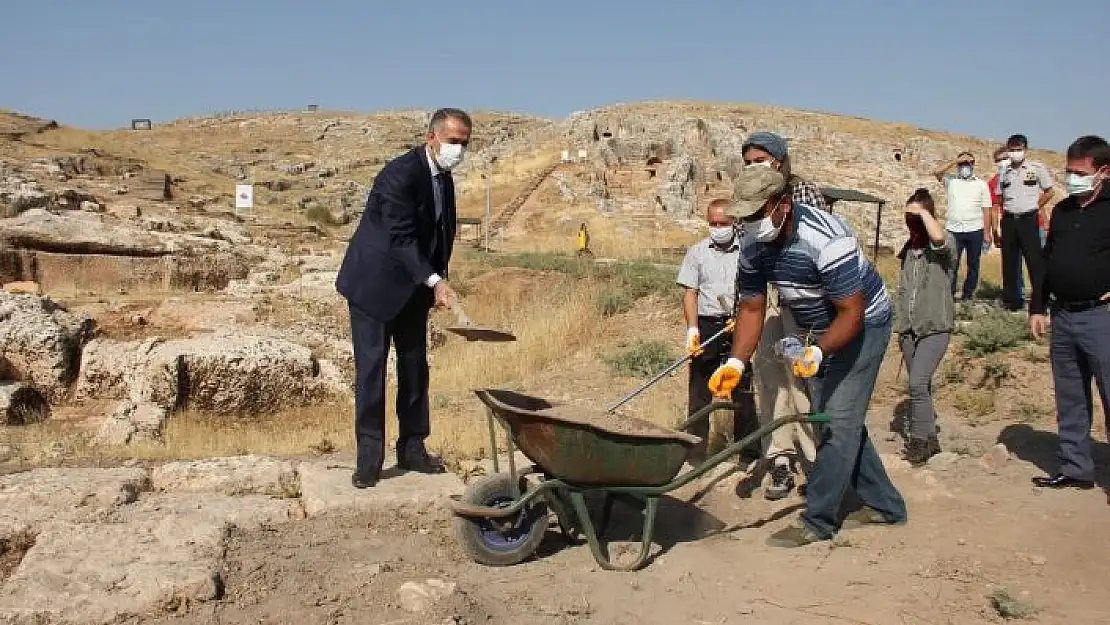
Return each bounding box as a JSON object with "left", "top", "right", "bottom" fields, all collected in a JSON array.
[{"left": 474, "top": 388, "right": 701, "bottom": 487}]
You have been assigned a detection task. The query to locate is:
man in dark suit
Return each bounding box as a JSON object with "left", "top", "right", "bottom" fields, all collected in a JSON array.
[{"left": 335, "top": 108, "right": 471, "bottom": 488}]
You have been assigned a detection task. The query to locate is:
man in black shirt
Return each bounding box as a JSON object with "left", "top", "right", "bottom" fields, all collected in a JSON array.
[{"left": 1028, "top": 135, "right": 1110, "bottom": 490}]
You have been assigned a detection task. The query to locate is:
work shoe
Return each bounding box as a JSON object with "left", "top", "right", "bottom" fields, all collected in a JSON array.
[
  {"left": 765, "top": 460, "right": 795, "bottom": 501},
  {"left": 841, "top": 505, "right": 905, "bottom": 530},
  {"left": 766, "top": 521, "right": 825, "bottom": 548},
  {"left": 351, "top": 470, "right": 379, "bottom": 489},
  {"left": 903, "top": 436, "right": 941, "bottom": 466}
]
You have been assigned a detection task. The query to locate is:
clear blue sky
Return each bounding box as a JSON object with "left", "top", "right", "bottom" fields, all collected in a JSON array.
[{"left": 2, "top": 0, "right": 1104, "bottom": 151}]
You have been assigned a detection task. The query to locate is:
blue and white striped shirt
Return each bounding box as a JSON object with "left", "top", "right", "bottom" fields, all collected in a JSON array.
[{"left": 737, "top": 203, "right": 892, "bottom": 333}]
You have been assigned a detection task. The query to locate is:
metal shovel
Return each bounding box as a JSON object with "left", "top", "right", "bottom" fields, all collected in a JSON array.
[
  {"left": 445, "top": 301, "right": 517, "bottom": 342},
  {"left": 606, "top": 295, "right": 737, "bottom": 413}
]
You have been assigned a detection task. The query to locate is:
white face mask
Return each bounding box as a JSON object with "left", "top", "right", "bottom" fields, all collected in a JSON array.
[
  {"left": 996, "top": 159, "right": 1011, "bottom": 171},
  {"left": 709, "top": 225, "right": 735, "bottom": 245},
  {"left": 435, "top": 142, "right": 465, "bottom": 170},
  {"left": 1008, "top": 150, "right": 1025, "bottom": 164},
  {"left": 751, "top": 204, "right": 786, "bottom": 243}
]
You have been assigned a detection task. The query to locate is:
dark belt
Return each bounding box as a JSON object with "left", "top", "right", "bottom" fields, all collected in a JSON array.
[
  {"left": 698, "top": 315, "right": 730, "bottom": 322},
  {"left": 1002, "top": 211, "right": 1038, "bottom": 219},
  {"left": 1053, "top": 299, "right": 1106, "bottom": 313}
]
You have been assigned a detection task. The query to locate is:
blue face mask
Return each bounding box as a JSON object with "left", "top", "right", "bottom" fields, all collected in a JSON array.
[
  {"left": 958, "top": 165, "right": 973, "bottom": 179},
  {"left": 1066, "top": 172, "right": 1097, "bottom": 196}
]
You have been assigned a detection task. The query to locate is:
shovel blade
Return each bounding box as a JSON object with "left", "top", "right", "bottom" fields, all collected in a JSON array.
[{"left": 446, "top": 326, "right": 517, "bottom": 342}]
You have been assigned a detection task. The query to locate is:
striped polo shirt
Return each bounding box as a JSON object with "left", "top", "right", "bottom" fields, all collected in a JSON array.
[{"left": 737, "top": 203, "right": 892, "bottom": 333}]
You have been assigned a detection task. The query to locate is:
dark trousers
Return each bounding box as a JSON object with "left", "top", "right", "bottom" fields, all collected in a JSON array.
[
  {"left": 1000, "top": 212, "right": 1044, "bottom": 310},
  {"left": 349, "top": 294, "right": 432, "bottom": 474},
  {"left": 949, "top": 229, "right": 984, "bottom": 299},
  {"left": 1049, "top": 305, "right": 1110, "bottom": 482},
  {"left": 687, "top": 315, "right": 759, "bottom": 460}
]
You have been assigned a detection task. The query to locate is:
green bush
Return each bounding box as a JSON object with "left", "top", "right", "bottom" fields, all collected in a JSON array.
[
  {"left": 976, "top": 280, "right": 1004, "bottom": 301},
  {"left": 596, "top": 290, "right": 634, "bottom": 317},
  {"left": 605, "top": 341, "right": 677, "bottom": 377},
  {"left": 960, "top": 308, "right": 1029, "bottom": 357},
  {"left": 304, "top": 206, "right": 344, "bottom": 226},
  {"left": 954, "top": 301, "right": 975, "bottom": 321},
  {"left": 477, "top": 251, "right": 679, "bottom": 308}
]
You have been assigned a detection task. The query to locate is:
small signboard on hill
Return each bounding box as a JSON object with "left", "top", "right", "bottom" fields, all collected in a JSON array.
[{"left": 235, "top": 184, "right": 254, "bottom": 213}]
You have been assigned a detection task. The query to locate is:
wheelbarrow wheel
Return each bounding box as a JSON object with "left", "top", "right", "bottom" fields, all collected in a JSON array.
[{"left": 454, "top": 473, "right": 549, "bottom": 567}]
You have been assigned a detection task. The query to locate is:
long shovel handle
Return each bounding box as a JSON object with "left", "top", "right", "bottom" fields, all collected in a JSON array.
[{"left": 605, "top": 320, "right": 733, "bottom": 413}]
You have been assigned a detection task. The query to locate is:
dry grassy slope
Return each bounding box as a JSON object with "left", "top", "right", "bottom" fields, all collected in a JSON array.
[{"left": 0, "top": 108, "right": 556, "bottom": 227}]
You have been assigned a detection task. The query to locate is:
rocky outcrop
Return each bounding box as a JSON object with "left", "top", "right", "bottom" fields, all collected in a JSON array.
[
  {"left": 655, "top": 154, "right": 697, "bottom": 216},
  {"left": 77, "top": 333, "right": 341, "bottom": 420},
  {"left": 0, "top": 467, "right": 149, "bottom": 530},
  {"left": 557, "top": 102, "right": 1065, "bottom": 252},
  {"left": 0, "top": 174, "right": 106, "bottom": 219},
  {"left": 0, "top": 292, "right": 94, "bottom": 401},
  {"left": 150, "top": 456, "right": 299, "bottom": 497},
  {"left": 0, "top": 457, "right": 463, "bottom": 625},
  {"left": 0, "top": 519, "right": 224, "bottom": 623},
  {"left": 0, "top": 209, "right": 169, "bottom": 256},
  {"left": 95, "top": 400, "right": 168, "bottom": 446},
  {"left": 0, "top": 381, "right": 48, "bottom": 425}
]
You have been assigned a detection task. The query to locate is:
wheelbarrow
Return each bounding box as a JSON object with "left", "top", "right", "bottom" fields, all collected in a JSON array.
[{"left": 446, "top": 388, "right": 830, "bottom": 571}]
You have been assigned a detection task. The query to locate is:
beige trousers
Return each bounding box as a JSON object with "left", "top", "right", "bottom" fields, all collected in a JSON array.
[{"left": 751, "top": 287, "right": 819, "bottom": 464}]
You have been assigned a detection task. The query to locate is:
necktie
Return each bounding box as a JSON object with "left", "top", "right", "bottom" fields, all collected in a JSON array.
[{"left": 433, "top": 173, "right": 446, "bottom": 220}]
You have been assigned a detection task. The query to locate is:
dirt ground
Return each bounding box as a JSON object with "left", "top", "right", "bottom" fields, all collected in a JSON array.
[{"left": 128, "top": 343, "right": 1110, "bottom": 625}]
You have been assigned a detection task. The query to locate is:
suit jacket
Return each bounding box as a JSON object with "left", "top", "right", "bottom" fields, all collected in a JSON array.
[{"left": 336, "top": 145, "right": 456, "bottom": 322}]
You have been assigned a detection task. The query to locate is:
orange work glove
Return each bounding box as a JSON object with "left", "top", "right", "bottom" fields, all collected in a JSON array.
[
  {"left": 707, "top": 357, "right": 745, "bottom": 398},
  {"left": 790, "top": 345, "right": 824, "bottom": 379}
]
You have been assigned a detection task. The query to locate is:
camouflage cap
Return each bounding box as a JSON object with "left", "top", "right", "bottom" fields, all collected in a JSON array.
[{"left": 730, "top": 166, "right": 787, "bottom": 219}]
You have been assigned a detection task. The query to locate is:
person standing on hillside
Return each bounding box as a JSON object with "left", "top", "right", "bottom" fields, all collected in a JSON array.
[
  {"left": 676, "top": 199, "right": 759, "bottom": 464},
  {"left": 932, "top": 151, "right": 992, "bottom": 300},
  {"left": 709, "top": 166, "right": 906, "bottom": 547},
  {"left": 335, "top": 108, "right": 471, "bottom": 489},
  {"left": 989, "top": 148, "right": 1025, "bottom": 301},
  {"left": 1028, "top": 135, "right": 1110, "bottom": 490},
  {"left": 894, "top": 189, "right": 956, "bottom": 465},
  {"left": 997, "top": 134, "right": 1054, "bottom": 311},
  {"left": 738, "top": 131, "right": 825, "bottom": 499}
]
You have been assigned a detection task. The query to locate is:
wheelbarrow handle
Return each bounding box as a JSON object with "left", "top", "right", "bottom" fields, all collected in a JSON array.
[{"left": 605, "top": 321, "right": 733, "bottom": 413}]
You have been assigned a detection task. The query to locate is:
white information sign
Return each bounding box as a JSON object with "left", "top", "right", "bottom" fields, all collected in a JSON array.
[{"left": 235, "top": 184, "right": 254, "bottom": 211}]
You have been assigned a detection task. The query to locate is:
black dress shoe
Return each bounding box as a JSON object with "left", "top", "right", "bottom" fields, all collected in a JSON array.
[
  {"left": 397, "top": 451, "right": 446, "bottom": 474},
  {"left": 351, "top": 470, "right": 379, "bottom": 489},
  {"left": 1031, "top": 473, "right": 1094, "bottom": 489}
]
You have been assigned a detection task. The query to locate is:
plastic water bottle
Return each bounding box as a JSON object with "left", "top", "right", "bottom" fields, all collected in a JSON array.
[{"left": 775, "top": 336, "right": 806, "bottom": 362}]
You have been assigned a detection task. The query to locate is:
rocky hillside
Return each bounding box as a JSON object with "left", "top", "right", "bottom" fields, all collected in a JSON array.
[
  {"left": 476, "top": 101, "right": 1067, "bottom": 254},
  {"left": 1, "top": 102, "right": 1068, "bottom": 255}
]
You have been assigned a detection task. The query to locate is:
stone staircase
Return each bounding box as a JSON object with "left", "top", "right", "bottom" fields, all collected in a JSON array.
[{"left": 490, "top": 162, "right": 560, "bottom": 233}]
